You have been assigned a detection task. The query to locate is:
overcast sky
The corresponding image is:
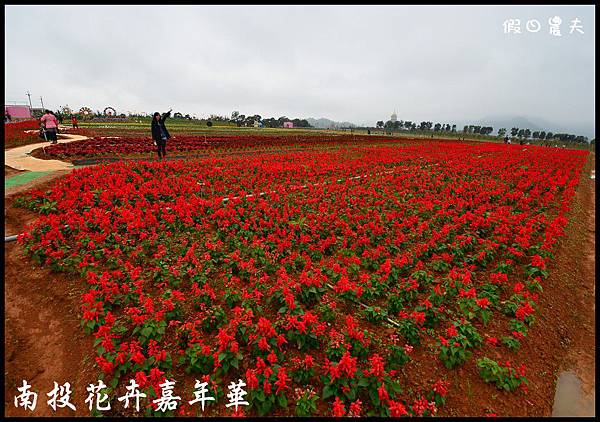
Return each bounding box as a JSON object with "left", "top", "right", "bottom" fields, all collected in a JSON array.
[{"left": 4, "top": 5, "right": 595, "bottom": 133}]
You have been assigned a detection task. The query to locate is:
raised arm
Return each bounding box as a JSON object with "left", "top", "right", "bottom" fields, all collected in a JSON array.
[{"left": 162, "top": 108, "right": 172, "bottom": 121}]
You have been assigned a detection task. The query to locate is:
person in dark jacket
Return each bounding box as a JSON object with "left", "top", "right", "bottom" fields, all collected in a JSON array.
[{"left": 151, "top": 108, "right": 172, "bottom": 159}]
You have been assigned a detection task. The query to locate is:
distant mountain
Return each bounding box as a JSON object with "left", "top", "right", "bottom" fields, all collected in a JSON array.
[
  {"left": 466, "top": 115, "right": 594, "bottom": 139},
  {"left": 306, "top": 117, "right": 358, "bottom": 129}
]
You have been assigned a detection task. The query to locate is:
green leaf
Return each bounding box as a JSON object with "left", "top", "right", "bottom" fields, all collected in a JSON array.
[
  {"left": 110, "top": 376, "right": 119, "bottom": 388},
  {"left": 357, "top": 378, "right": 370, "bottom": 387},
  {"left": 278, "top": 394, "right": 288, "bottom": 408}
]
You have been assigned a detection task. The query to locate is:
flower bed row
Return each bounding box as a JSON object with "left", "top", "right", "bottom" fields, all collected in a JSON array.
[
  {"left": 4, "top": 120, "right": 41, "bottom": 149},
  {"left": 16, "top": 139, "right": 587, "bottom": 416},
  {"left": 40, "top": 134, "right": 408, "bottom": 158}
]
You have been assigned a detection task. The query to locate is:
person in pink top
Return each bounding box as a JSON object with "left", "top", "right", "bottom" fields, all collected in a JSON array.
[{"left": 40, "top": 110, "right": 59, "bottom": 144}]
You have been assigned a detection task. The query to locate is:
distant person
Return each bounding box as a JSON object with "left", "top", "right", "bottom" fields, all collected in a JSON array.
[
  {"left": 367, "top": 129, "right": 371, "bottom": 135},
  {"left": 5, "top": 110, "right": 11, "bottom": 123},
  {"left": 151, "top": 108, "right": 172, "bottom": 159},
  {"left": 71, "top": 115, "right": 78, "bottom": 129},
  {"left": 503, "top": 135, "right": 509, "bottom": 144},
  {"left": 40, "top": 109, "right": 59, "bottom": 144}
]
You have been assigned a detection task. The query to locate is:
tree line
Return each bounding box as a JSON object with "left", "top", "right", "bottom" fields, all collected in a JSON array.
[
  {"left": 376, "top": 118, "right": 591, "bottom": 145},
  {"left": 203, "top": 112, "right": 311, "bottom": 128},
  {"left": 213, "top": 111, "right": 312, "bottom": 128}
]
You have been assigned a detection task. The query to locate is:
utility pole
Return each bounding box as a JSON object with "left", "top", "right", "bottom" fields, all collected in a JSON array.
[
  {"left": 26, "top": 91, "right": 33, "bottom": 109},
  {"left": 40, "top": 96, "right": 45, "bottom": 110}
]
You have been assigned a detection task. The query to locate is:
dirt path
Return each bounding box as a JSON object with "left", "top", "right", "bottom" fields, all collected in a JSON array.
[
  {"left": 554, "top": 155, "right": 595, "bottom": 385},
  {"left": 4, "top": 185, "right": 97, "bottom": 416},
  {"left": 550, "top": 155, "right": 595, "bottom": 415},
  {"left": 4, "top": 134, "right": 87, "bottom": 172}
]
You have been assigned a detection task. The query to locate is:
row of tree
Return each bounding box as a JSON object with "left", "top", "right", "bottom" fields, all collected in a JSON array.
[
  {"left": 496, "top": 127, "right": 588, "bottom": 144},
  {"left": 463, "top": 125, "right": 495, "bottom": 135},
  {"left": 376, "top": 118, "right": 590, "bottom": 145},
  {"left": 52, "top": 108, "right": 312, "bottom": 129},
  {"left": 225, "top": 111, "right": 311, "bottom": 128},
  {"left": 376, "top": 120, "right": 461, "bottom": 133}
]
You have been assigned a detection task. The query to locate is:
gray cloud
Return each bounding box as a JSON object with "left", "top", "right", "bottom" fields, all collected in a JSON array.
[{"left": 5, "top": 5, "right": 594, "bottom": 135}]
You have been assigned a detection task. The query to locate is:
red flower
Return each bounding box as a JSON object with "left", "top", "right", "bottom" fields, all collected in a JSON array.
[
  {"left": 486, "top": 337, "right": 499, "bottom": 346},
  {"left": 412, "top": 396, "right": 429, "bottom": 416},
  {"left": 446, "top": 325, "right": 458, "bottom": 338},
  {"left": 303, "top": 354, "right": 315, "bottom": 368},
  {"left": 263, "top": 380, "right": 272, "bottom": 395},
  {"left": 267, "top": 351, "right": 278, "bottom": 364},
  {"left": 531, "top": 254, "right": 546, "bottom": 269},
  {"left": 332, "top": 397, "right": 346, "bottom": 417},
  {"left": 368, "top": 354, "right": 386, "bottom": 379},
  {"left": 95, "top": 356, "right": 114, "bottom": 375},
  {"left": 476, "top": 297, "right": 490, "bottom": 309},
  {"left": 135, "top": 371, "right": 148, "bottom": 388},
  {"left": 149, "top": 367, "right": 165, "bottom": 384},
  {"left": 258, "top": 337, "right": 270, "bottom": 351},
  {"left": 274, "top": 366, "right": 290, "bottom": 395},
  {"left": 131, "top": 350, "right": 146, "bottom": 365},
  {"left": 348, "top": 399, "right": 362, "bottom": 416},
  {"left": 337, "top": 351, "right": 358, "bottom": 378},
  {"left": 378, "top": 383, "right": 389, "bottom": 402},
  {"left": 246, "top": 369, "right": 259, "bottom": 390},
  {"left": 388, "top": 400, "right": 408, "bottom": 417},
  {"left": 490, "top": 273, "right": 508, "bottom": 285},
  {"left": 432, "top": 379, "right": 449, "bottom": 397}
]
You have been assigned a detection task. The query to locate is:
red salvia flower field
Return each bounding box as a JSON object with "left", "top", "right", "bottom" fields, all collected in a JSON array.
[{"left": 15, "top": 136, "right": 588, "bottom": 416}]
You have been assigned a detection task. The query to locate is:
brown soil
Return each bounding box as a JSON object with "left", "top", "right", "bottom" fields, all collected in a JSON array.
[
  {"left": 29, "top": 146, "right": 54, "bottom": 161},
  {"left": 5, "top": 165, "right": 25, "bottom": 178},
  {"left": 2, "top": 153, "right": 595, "bottom": 417},
  {"left": 555, "top": 157, "right": 595, "bottom": 395},
  {"left": 4, "top": 178, "right": 98, "bottom": 417}
]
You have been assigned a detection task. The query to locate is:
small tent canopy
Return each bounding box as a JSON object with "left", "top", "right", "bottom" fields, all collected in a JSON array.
[{"left": 5, "top": 105, "right": 32, "bottom": 119}]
